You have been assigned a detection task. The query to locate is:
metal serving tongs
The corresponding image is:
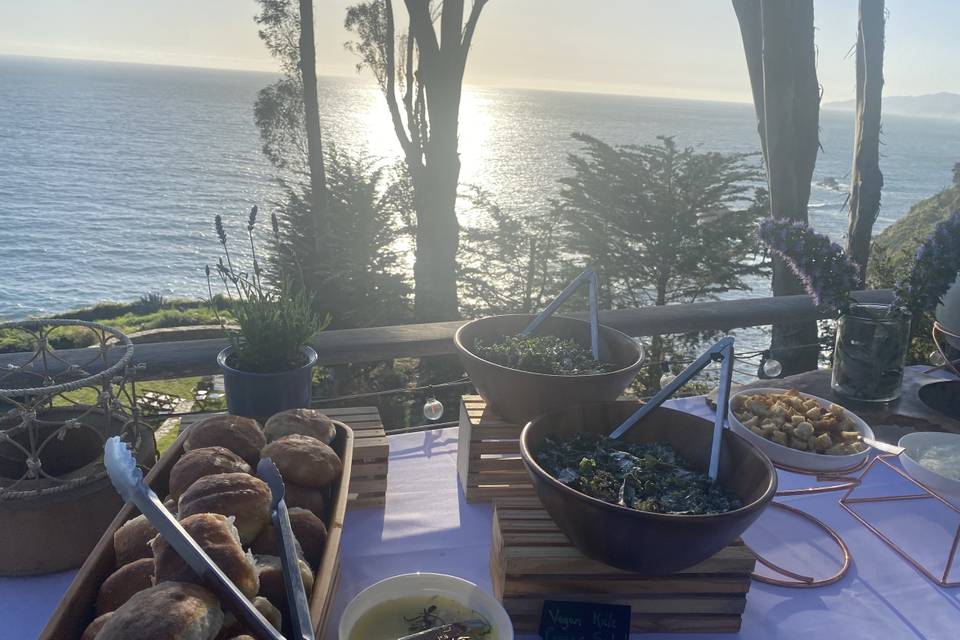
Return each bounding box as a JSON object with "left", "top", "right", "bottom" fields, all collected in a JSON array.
[
  {"left": 609, "top": 336, "right": 736, "bottom": 481},
  {"left": 257, "top": 458, "right": 316, "bottom": 640},
  {"left": 396, "top": 620, "right": 491, "bottom": 640},
  {"left": 103, "top": 437, "right": 284, "bottom": 640}
]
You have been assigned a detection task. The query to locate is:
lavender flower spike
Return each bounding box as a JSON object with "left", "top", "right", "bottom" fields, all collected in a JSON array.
[
  {"left": 214, "top": 214, "right": 227, "bottom": 245},
  {"left": 757, "top": 219, "right": 861, "bottom": 314},
  {"left": 895, "top": 210, "right": 960, "bottom": 315}
]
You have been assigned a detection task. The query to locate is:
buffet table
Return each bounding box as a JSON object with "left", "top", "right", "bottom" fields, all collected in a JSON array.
[{"left": 3, "top": 394, "right": 960, "bottom": 640}]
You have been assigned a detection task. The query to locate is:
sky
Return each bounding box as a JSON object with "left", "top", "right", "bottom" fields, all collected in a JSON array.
[{"left": 1, "top": 0, "right": 958, "bottom": 103}]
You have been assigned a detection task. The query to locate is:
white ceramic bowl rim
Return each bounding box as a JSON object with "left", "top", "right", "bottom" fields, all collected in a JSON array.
[
  {"left": 896, "top": 431, "right": 960, "bottom": 499},
  {"left": 338, "top": 572, "right": 514, "bottom": 640}
]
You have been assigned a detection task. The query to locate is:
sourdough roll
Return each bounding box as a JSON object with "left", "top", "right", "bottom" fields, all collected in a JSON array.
[
  {"left": 216, "top": 596, "right": 281, "bottom": 639},
  {"left": 153, "top": 513, "right": 259, "bottom": 599},
  {"left": 252, "top": 507, "right": 328, "bottom": 567},
  {"left": 95, "top": 582, "right": 223, "bottom": 640},
  {"left": 260, "top": 434, "right": 342, "bottom": 488},
  {"left": 169, "top": 446, "right": 252, "bottom": 501},
  {"left": 113, "top": 513, "right": 158, "bottom": 566},
  {"left": 184, "top": 414, "right": 266, "bottom": 466},
  {"left": 255, "top": 554, "right": 315, "bottom": 618},
  {"left": 282, "top": 480, "right": 327, "bottom": 518},
  {"left": 178, "top": 472, "right": 271, "bottom": 544},
  {"left": 81, "top": 612, "right": 114, "bottom": 640},
  {"left": 264, "top": 408, "right": 336, "bottom": 444},
  {"left": 95, "top": 557, "right": 154, "bottom": 615}
]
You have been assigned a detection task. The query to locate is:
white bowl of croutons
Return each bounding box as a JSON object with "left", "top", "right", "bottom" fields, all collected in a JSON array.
[{"left": 728, "top": 388, "right": 874, "bottom": 472}]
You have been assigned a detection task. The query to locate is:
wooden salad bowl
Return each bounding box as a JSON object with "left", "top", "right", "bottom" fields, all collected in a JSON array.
[
  {"left": 39, "top": 421, "right": 354, "bottom": 640},
  {"left": 454, "top": 314, "right": 645, "bottom": 424},
  {"left": 520, "top": 402, "right": 776, "bottom": 574}
]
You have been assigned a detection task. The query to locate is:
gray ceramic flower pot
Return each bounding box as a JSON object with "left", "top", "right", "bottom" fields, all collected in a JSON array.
[{"left": 217, "top": 345, "right": 317, "bottom": 420}]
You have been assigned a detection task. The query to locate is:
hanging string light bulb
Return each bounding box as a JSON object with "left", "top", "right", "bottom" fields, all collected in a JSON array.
[
  {"left": 758, "top": 350, "right": 783, "bottom": 379},
  {"left": 423, "top": 386, "right": 444, "bottom": 421},
  {"left": 762, "top": 358, "right": 783, "bottom": 378}
]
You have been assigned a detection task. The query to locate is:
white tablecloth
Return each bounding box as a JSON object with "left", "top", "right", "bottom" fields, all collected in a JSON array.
[{"left": 4, "top": 395, "right": 960, "bottom": 639}]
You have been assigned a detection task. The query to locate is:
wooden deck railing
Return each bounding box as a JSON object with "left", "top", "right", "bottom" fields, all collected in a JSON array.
[{"left": 0, "top": 290, "right": 893, "bottom": 386}]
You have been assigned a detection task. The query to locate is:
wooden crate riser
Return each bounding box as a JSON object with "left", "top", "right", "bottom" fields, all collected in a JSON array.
[
  {"left": 508, "top": 614, "right": 743, "bottom": 634},
  {"left": 458, "top": 396, "right": 533, "bottom": 502},
  {"left": 501, "top": 575, "right": 752, "bottom": 597},
  {"left": 503, "top": 595, "right": 747, "bottom": 615},
  {"left": 492, "top": 498, "right": 755, "bottom": 634},
  {"left": 322, "top": 406, "right": 388, "bottom": 510}
]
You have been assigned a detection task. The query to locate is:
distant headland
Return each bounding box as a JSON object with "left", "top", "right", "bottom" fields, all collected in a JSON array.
[{"left": 824, "top": 92, "right": 960, "bottom": 120}]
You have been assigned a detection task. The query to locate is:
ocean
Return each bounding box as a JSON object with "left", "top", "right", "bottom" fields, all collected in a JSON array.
[{"left": 2, "top": 55, "right": 959, "bottom": 321}]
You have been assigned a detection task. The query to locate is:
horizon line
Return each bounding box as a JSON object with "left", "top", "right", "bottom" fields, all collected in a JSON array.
[{"left": 0, "top": 51, "right": 762, "bottom": 106}]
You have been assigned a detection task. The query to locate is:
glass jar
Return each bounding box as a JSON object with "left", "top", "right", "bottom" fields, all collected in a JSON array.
[{"left": 832, "top": 303, "right": 911, "bottom": 402}]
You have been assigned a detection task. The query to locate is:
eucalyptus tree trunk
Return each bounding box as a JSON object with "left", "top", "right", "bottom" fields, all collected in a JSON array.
[
  {"left": 412, "top": 62, "right": 465, "bottom": 322},
  {"left": 298, "top": 0, "right": 328, "bottom": 248},
  {"left": 404, "top": 0, "right": 489, "bottom": 323},
  {"left": 847, "top": 0, "right": 885, "bottom": 284},
  {"left": 733, "top": 0, "right": 821, "bottom": 375}
]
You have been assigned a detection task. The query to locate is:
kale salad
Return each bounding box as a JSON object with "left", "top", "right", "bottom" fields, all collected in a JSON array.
[
  {"left": 472, "top": 335, "right": 616, "bottom": 375},
  {"left": 536, "top": 434, "right": 741, "bottom": 515}
]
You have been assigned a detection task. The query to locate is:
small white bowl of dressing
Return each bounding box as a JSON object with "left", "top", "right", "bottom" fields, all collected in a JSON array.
[
  {"left": 899, "top": 431, "right": 960, "bottom": 500},
  {"left": 338, "top": 572, "right": 513, "bottom": 640}
]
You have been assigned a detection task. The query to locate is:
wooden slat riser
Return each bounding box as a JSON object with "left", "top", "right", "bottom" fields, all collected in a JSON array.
[
  {"left": 351, "top": 462, "right": 389, "bottom": 475},
  {"left": 327, "top": 407, "right": 387, "bottom": 511},
  {"left": 492, "top": 498, "right": 755, "bottom": 634},
  {"left": 501, "top": 576, "right": 752, "bottom": 597},
  {"left": 458, "top": 397, "right": 532, "bottom": 502},
  {"left": 503, "top": 596, "right": 747, "bottom": 615},
  {"left": 508, "top": 615, "right": 743, "bottom": 634}
]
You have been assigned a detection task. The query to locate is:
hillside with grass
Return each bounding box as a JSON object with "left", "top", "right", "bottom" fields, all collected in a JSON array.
[
  {"left": 0, "top": 295, "right": 228, "bottom": 354},
  {"left": 869, "top": 183, "right": 960, "bottom": 283}
]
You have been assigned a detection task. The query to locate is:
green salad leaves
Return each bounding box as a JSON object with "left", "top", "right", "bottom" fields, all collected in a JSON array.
[
  {"left": 472, "top": 335, "right": 615, "bottom": 375},
  {"left": 537, "top": 434, "right": 741, "bottom": 515}
]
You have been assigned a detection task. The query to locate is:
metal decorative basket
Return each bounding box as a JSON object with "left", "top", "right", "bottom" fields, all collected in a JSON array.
[{"left": 0, "top": 319, "right": 156, "bottom": 575}]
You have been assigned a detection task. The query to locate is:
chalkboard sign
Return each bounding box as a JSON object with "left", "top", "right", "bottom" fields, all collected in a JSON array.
[{"left": 538, "top": 600, "right": 631, "bottom": 640}]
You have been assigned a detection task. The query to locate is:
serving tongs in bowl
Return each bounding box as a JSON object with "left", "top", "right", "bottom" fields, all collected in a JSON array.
[
  {"left": 257, "top": 457, "right": 316, "bottom": 640},
  {"left": 103, "top": 437, "right": 283, "bottom": 640}
]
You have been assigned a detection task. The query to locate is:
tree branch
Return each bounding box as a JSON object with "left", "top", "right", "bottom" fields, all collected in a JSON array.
[
  {"left": 404, "top": 0, "right": 440, "bottom": 60},
  {"left": 461, "top": 0, "right": 489, "bottom": 55},
  {"left": 441, "top": 0, "right": 465, "bottom": 53},
  {"left": 383, "top": 0, "right": 416, "bottom": 157}
]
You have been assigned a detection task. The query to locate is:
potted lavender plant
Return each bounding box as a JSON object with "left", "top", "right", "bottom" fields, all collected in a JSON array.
[
  {"left": 207, "top": 207, "right": 326, "bottom": 418},
  {"left": 758, "top": 211, "right": 960, "bottom": 402}
]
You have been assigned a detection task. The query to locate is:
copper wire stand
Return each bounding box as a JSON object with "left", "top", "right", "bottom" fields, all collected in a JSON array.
[
  {"left": 745, "top": 459, "right": 865, "bottom": 588},
  {"left": 840, "top": 454, "right": 960, "bottom": 587}
]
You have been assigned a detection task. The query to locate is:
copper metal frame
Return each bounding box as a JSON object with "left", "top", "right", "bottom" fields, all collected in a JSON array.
[
  {"left": 749, "top": 500, "right": 852, "bottom": 588},
  {"left": 840, "top": 454, "right": 960, "bottom": 588},
  {"left": 745, "top": 461, "right": 862, "bottom": 587}
]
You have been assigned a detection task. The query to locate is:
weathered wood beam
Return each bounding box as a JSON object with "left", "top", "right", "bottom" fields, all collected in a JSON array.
[{"left": 0, "top": 291, "right": 893, "bottom": 386}]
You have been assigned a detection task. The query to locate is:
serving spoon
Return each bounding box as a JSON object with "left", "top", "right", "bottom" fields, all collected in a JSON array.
[{"left": 860, "top": 435, "right": 905, "bottom": 456}]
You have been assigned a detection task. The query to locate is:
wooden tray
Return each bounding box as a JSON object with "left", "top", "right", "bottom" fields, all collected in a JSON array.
[
  {"left": 457, "top": 396, "right": 535, "bottom": 503},
  {"left": 323, "top": 406, "right": 389, "bottom": 509},
  {"left": 39, "top": 422, "right": 354, "bottom": 640},
  {"left": 492, "top": 498, "right": 756, "bottom": 634}
]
